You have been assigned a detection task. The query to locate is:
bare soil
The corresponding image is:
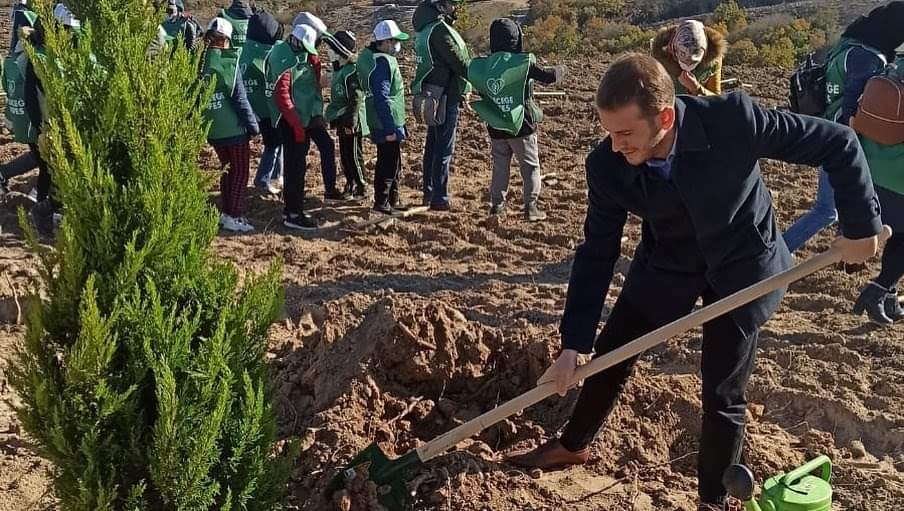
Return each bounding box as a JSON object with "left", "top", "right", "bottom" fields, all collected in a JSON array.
[{"left": 1, "top": 2, "right": 902, "bottom": 510}]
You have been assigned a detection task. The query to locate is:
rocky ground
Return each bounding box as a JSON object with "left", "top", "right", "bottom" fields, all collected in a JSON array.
[{"left": 1, "top": 1, "right": 903, "bottom": 510}]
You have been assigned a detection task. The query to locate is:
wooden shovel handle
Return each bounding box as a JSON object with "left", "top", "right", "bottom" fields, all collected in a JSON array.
[{"left": 415, "top": 226, "right": 892, "bottom": 462}]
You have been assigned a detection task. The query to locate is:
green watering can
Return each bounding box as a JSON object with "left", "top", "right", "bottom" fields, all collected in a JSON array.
[{"left": 723, "top": 456, "right": 833, "bottom": 511}]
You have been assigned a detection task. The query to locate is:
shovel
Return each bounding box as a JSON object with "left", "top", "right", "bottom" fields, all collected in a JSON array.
[{"left": 328, "top": 226, "right": 892, "bottom": 509}]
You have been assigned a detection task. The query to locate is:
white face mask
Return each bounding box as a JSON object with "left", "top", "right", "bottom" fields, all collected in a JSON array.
[
  {"left": 327, "top": 47, "right": 340, "bottom": 64},
  {"left": 391, "top": 41, "right": 401, "bottom": 55},
  {"left": 678, "top": 60, "right": 699, "bottom": 72}
]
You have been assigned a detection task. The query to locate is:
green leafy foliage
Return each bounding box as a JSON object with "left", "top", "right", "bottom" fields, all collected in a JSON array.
[{"left": 9, "top": 1, "right": 293, "bottom": 509}]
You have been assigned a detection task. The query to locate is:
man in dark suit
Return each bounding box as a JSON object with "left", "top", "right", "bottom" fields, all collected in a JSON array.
[{"left": 506, "top": 54, "right": 883, "bottom": 511}]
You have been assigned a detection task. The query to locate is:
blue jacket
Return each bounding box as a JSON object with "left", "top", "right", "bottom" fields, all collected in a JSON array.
[
  {"left": 837, "top": 46, "right": 887, "bottom": 126},
  {"left": 560, "top": 92, "right": 882, "bottom": 353},
  {"left": 369, "top": 56, "right": 406, "bottom": 142}
]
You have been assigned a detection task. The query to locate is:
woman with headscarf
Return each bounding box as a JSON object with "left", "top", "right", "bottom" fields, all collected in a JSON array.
[{"left": 651, "top": 19, "right": 727, "bottom": 96}]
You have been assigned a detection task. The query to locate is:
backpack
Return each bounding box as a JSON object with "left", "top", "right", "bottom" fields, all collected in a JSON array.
[
  {"left": 788, "top": 53, "right": 826, "bottom": 116},
  {"left": 851, "top": 68, "right": 904, "bottom": 146}
]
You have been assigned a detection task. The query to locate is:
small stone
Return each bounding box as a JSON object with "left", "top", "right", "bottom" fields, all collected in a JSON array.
[
  {"left": 529, "top": 468, "right": 543, "bottom": 479},
  {"left": 749, "top": 404, "right": 765, "bottom": 419},
  {"left": 850, "top": 440, "right": 867, "bottom": 459}
]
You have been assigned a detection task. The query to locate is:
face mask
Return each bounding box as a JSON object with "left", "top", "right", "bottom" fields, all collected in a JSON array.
[
  {"left": 327, "top": 47, "right": 340, "bottom": 64},
  {"left": 678, "top": 60, "right": 699, "bottom": 72},
  {"left": 392, "top": 41, "right": 401, "bottom": 55}
]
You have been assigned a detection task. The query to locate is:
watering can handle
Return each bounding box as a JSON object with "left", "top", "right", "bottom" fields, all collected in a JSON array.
[
  {"left": 415, "top": 227, "right": 892, "bottom": 463},
  {"left": 782, "top": 455, "right": 833, "bottom": 485}
]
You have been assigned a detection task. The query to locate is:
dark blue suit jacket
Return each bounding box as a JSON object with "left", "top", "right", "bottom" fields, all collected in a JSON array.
[{"left": 560, "top": 92, "right": 882, "bottom": 353}]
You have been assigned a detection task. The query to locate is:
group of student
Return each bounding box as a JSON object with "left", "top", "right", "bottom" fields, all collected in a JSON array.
[
  {"left": 1, "top": 1, "right": 902, "bottom": 324},
  {"left": 185, "top": 0, "right": 567, "bottom": 234}
]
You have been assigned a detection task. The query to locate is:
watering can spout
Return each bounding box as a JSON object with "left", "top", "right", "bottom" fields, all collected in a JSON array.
[{"left": 723, "top": 464, "right": 762, "bottom": 511}]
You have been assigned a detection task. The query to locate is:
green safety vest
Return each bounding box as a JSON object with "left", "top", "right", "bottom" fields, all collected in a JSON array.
[
  {"left": 239, "top": 39, "right": 273, "bottom": 120},
  {"left": 357, "top": 47, "right": 406, "bottom": 133},
  {"left": 202, "top": 47, "right": 246, "bottom": 141},
  {"left": 265, "top": 41, "right": 324, "bottom": 127},
  {"left": 325, "top": 62, "right": 369, "bottom": 136},
  {"left": 824, "top": 38, "right": 886, "bottom": 121},
  {"left": 469, "top": 52, "right": 543, "bottom": 135},
  {"left": 161, "top": 17, "right": 186, "bottom": 40},
  {"left": 411, "top": 19, "right": 472, "bottom": 95},
  {"left": 3, "top": 53, "right": 38, "bottom": 144},
  {"left": 674, "top": 61, "right": 717, "bottom": 95},
  {"left": 219, "top": 10, "right": 249, "bottom": 48}
]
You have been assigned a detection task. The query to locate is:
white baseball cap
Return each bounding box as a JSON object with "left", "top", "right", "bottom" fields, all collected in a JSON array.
[
  {"left": 290, "top": 24, "right": 319, "bottom": 55},
  {"left": 373, "top": 19, "right": 409, "bottom": 42},
  {"left": 207, "top": 17, "right": 234, "bottom": 41},
  {"left": 292, "top": 12, "right": 330, "bottom": 38},
  {"left": 53, "top": 3, "right": 80, "bottom": 28}
]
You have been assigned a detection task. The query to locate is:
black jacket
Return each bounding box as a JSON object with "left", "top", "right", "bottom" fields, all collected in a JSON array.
[{"left": 560, "top": 92, "right": 882, "bottom": 353}]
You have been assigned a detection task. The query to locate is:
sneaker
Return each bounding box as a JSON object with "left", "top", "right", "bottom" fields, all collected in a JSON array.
[
  {"left": 324, "top": 188, "right": 345, "bottom": 201},
  {"left": 489, "top": 202, "right": 506, "bottom": 216},
  {"left": 283, "top": 212, "right": 318, "bottom": 231},
  {"left": 525, "top": 202, "right": 547, "bottom": 222},
  {"left": 220, "top": 214, "right": 254, "bottom": 233},
  {"left": 853, "top": 281, "right": 895, "bottom": 326}
]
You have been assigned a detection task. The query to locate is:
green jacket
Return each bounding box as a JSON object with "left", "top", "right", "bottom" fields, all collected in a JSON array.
[
  {"left": 325, "top": 60, "right": 369, "bottom": 136},
  {"left": 411, "top": 2, "right": 471, "bottom": 104}
]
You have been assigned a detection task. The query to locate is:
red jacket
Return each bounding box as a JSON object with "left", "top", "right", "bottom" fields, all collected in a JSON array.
[{"left": 274, "top": 53, "right": 322, "bottom": 142}]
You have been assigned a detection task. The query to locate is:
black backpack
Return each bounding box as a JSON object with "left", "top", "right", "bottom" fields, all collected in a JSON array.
[{"left": 788, "top": 53, "right": 827, "bottom": 116}]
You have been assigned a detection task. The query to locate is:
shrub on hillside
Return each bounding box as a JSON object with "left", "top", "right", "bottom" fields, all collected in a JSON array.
[
  {"left": 726, "top": 38, "right": 758, "bottom": 65},
  {"left": 591, "top": 21, "right": 654, "bottom": 53},
  {"left": 525, "top": 14, "right": 579, "bottom": 55},
  {"left": 713, "top": 0, "right": 748, "bottom": 33},
  {"left": 10, "top": 1, "right": 292, "bottom": 508},
  {"left": 757, "top": 36, "right": 796, "bottom": 68}
]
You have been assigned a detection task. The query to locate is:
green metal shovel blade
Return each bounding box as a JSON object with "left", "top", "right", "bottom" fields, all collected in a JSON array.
[{"left": 327, "top": 443, "right": 423, "bottom": 510}]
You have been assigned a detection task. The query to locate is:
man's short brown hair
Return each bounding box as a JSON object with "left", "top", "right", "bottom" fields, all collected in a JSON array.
[{"left": 596, "top": 53, "right": 676, "bottom": 118}]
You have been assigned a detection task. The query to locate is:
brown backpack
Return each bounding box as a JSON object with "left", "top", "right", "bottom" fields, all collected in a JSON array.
[{"left": 851, "top": 74, "right": 904, "bottom": 145}]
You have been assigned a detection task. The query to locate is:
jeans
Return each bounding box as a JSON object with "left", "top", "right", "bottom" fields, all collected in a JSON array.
[
  {"left": 254, "top": 119, "right": 283, "bottom": 186},
  {"left": 422, "top": 100, "right": 460, "bottom": 206},
  {"left": 559, "top": 261, "right": 759, "bottom": 506},
  {"left": 783, "top": 169, "right": 838, "bottom": 252},
  {"left": 254, "top": 144, "right": 283, "bottom": 186}
]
